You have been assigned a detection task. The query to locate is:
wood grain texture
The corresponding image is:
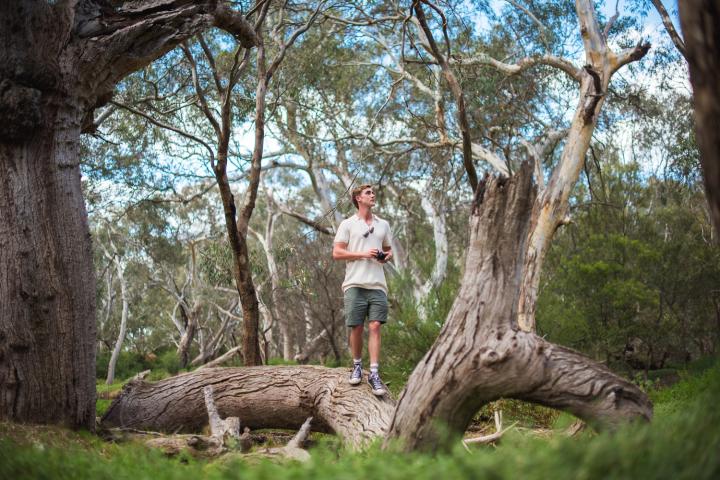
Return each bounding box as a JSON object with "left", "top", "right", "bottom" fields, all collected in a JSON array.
[
  {"left": 386, "top": 163, "right": 652, "bottom": 452},
  {"left": 101, "top": 366, "right": 396, "bottom": 449}
]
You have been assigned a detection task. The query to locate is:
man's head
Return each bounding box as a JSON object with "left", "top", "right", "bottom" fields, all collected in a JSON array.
[{"left": 351, "top": 184, "right": 375, "bottom": 209}]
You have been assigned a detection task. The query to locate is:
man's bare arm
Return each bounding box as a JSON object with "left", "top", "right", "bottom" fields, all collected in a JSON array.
[{"left": 333, "top": 242, "right": 377, "bottom": 261}]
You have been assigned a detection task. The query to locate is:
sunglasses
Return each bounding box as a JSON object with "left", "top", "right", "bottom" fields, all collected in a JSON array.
[{"left": 363, "top": 226, "right": 374, "bottom": 238}]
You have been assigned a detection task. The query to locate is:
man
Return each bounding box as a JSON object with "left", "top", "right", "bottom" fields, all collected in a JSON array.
[{"left": 332, "top": 184, "right": 393, "bottom": 396}]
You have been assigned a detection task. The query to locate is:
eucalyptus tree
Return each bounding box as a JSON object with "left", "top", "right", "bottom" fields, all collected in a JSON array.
[
  {"left": 263, "top": 12, "right": 464, "bottom": 318},
  {"left": 537, "top": 152, "right": 720, "bottom": 370},
  {"left": 0, "top": 0, "right": 261, "bottom": 428},
  {"left": 631, "top": 1, "right": 720, "bottom": 238},
  {"left": 88, "top": 185, "right": 244, "bottom": 371},
  {"left": 96, "top": 223, "right": 132, "bottom": 385},
  {"left": 103, "top": 0, "right": 658, "bottom": 453},
  {"left": 109, "top": 1, "right": 327, "bottom": 365}
]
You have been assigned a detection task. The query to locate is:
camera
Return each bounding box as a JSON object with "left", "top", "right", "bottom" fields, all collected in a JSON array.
[{"left": 375, "top": 250, "right": 387, "bottom": 261}]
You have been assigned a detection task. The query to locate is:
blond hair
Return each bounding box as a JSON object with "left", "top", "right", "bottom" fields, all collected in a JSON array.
[{"left": 351, "top": 184, "right": 374, "bottom": 209}]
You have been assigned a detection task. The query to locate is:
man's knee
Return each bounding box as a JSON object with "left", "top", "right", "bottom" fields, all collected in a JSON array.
[{"left": 368, "top": 321, "right": 382, "bottom": 333}]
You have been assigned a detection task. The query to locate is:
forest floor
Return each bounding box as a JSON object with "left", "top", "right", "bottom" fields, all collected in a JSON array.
[{"left": 1, "top": 358, "right": 718, "bottom": 480}]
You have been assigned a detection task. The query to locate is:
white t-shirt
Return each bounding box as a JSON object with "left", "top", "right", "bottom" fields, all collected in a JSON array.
[{"left": 334, "top": 214, "right": 393, "bottom": 294}]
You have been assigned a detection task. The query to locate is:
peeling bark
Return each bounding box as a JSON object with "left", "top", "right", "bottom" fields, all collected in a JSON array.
[{"left": 515, "top": 1, "right": 650, "bottom": 331}]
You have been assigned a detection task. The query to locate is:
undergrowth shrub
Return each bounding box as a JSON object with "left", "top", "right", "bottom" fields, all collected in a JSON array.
[
  {"left": 475, "top": 399, "right": 560, "bottom": 429},
  {"left": 96, "top": 350, "right": 152, "bottom": 380},
  {"left": 3, "top": 359, "right": 719, "bottom": 479},
  {"left": 650, "top": 359, "right": 718, "bottom": 418},
  {"left": 382, "top": 270, "right": 458, "bottom": 393},
  {"left": 156, "top": 349, "right": 183, "bottom": 375}
]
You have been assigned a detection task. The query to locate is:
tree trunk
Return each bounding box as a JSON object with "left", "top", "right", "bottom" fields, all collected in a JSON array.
[
  {"left": 106, "top": 256, "right": 129, "bottom": 385},
  {"left": 0, "top": 0, "right": 258, "bottom": 429},
  {"left": 386, "top": 163, "right": 652, "bottom": 452},
  {"left": 0, "top": 93, "right": 96, "bottom": 429},
  {"left": 516, "top": 73, "right": 608, "bottom": 331},
  {"left": 252, "top": 212, "right": 294, "bottom": 360},
  {"left": 414, "top": 193, "right": 449, "bottom": 314},
  {"left": 679, "top": 0, "right": 720, "bottom": 237},
  {"left": 101, "top": 366, "right": 395, "bottom": 449},
  {"left": 177, "top": 303, "right": 198, "bottom": 369}
]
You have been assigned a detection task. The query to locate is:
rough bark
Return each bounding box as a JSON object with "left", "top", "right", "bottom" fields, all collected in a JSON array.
[
  {"left": 385, "top": 163, "right": 652, "bottom": 452},
  {"left": 0, "top": 93, "right": 97, "bottom": 429},
  {"left": 101, "top": 366, "right": 395, "bottom": 449},
  {"left": 235, "top": 33, "right": 267, "bottom": 367},
  {"left": 679, "top": 0, "right": 720, "bottom": 237},
  {"left": 0, "top": 0, "right": 257, "bottom": 429}
]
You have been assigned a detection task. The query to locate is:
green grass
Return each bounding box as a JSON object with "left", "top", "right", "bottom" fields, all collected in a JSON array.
[{"left": 3, "top": 359, "right": 718, "bottom": 480}]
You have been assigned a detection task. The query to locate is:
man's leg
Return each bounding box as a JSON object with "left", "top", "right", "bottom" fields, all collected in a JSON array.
[
  {"left": 368, "top": 321, "right": 381, "bottom": 366},
  {"left": 345, "top": 287, "right": 367, "bottom": 385},
  {"left": 350, "top": 325, "right": 364, "bottom": 360},
  {"left": 367, "top": 321, "right": 385, "bottom": 395},
  {"left": 367, "top": 289, "right": 388, "bottom": 395}
]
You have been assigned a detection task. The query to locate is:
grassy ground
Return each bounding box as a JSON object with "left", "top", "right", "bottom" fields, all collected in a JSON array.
[{"left": 2, "top": 359, "right": 719, "bottom": 480}]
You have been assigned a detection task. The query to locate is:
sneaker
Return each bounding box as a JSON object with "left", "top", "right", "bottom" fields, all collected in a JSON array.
[
  {"left": 349, "top": 363, "right": 362, "bottom": 385},
  {"left": 368, "top": 372, "right": 386, "bottom": 396}
]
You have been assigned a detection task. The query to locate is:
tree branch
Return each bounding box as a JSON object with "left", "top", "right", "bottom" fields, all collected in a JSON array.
[
  {"left": 611, "top": 41, "right": 652, "bottom": 76},
  {"left": 412, "top": 3, "right": 479, "bottom": 192},
  {"left": 277, "top": 206, "right": 333, "bottom": 235},
  {"left": 650, "top": 0, "right": 687, "bottom": 59},
  {"left": 110, "top": 100, "right": 216, "bottom": 164},
  {"left": 76, "top": 1, "right": 258, "bottom": 98},
  {"left": 212, "top": 2, "right": 260, "bottom": 47},
  {"left": 575, "top": 0, "right": 606, "bottom": 59},
  {"left": 181, "top": 42, "right": 222, "bottom": 138},
  {"left": 266, "top": 1, "right": 326, "bottom": 81}
]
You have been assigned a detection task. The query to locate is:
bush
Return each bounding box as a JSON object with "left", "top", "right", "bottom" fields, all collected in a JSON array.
[
  {"left": 650, "top": 357, "right": 719, "bottom": 418},
  {"left": 156, "top": 349, "right": 183, "bottom": 375},
  {"left": 96, "top": 350, "right": 153, "bottom": 381},
  {"left": 381, "top": 269, "right": 458, "bottom": 394}
]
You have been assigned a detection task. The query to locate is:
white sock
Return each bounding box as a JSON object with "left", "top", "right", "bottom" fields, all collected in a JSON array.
[
  {"left": 353, "top": 358, "right": 362, "bottom": 366},
  {"left": 370, "top": 363, "right": 379, "bottom": 374}
]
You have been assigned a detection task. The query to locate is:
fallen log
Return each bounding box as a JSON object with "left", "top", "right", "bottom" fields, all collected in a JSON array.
[{"left": 101, "top": 365, "right": 395, "bottom": 449}]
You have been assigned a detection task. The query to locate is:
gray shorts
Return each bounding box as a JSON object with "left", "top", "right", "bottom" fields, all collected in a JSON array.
[{"left": 343, "top": 287, "right": 388, "bottom": 327}]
